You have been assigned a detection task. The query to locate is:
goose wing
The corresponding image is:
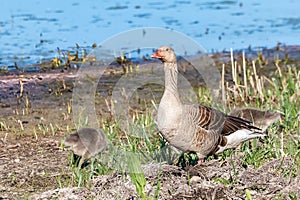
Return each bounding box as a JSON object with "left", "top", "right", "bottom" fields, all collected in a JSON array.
[
  {"left": 189, "top": 104, "right": 261, "bottom": 134},
  {"left": 186, "top": 105, "right": 262, "bottom": 156}
]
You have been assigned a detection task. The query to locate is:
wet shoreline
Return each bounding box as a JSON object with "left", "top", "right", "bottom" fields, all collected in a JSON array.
[
  {"left": 1, "top": 44, "right": 300, "bottom": 73},
  {"left": 1, "top": 44, "right": 299, "bottom": 121}
]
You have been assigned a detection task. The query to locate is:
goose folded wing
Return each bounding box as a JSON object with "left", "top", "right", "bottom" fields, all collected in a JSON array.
[
  {"left": 222, "top": 115, "right": 261, "bottom": 135},
  {"left": 188, "top": 104, "right": 261, "bottom": 135}
]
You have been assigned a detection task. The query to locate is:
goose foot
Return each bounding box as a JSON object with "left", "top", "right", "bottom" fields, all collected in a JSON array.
[{"left": 197, "top": 159, "right": 204, "bottom": 165}]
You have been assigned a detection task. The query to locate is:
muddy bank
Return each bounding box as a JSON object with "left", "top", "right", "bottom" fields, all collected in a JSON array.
[{"left": 30, "top": 155, "right": 300, "bottom": 199}]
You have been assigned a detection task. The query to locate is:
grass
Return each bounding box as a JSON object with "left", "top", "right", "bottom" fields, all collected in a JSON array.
[
  {"left": 1, "top": 48, "right": 299, "bottom": 199},
  {"left": 63, "top": 49, "right": 299, "bottom": 199},
  {"left": 127, "top": 154, "right": 148, "bottom": 199}
]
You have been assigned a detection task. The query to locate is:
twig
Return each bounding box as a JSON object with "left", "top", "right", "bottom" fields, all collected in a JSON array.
[
  {"left": 17, "top": 79, "right": 24, "bottom": 104},
  {"left": 262, "top": 76, "right": 275, "bottom": 87},
  {"left": 221, "top": 64, "right": 226, "bottom": 104},
  {"left": 230, "top": 48, "right": 236, "bottom": 85},
  {"left": 18, "top": 120, "right": 24, "bottom": 131},
  {"left": 275, "top": 62, "right": 282, "bottom": 78},
  {"left": 242, "top": 51, "right": 248, "bottom": 97}
]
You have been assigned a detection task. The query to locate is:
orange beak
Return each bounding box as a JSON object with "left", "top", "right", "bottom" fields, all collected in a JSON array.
[{"left": 151, "top": 49, "right": 163, "bottom": 58}]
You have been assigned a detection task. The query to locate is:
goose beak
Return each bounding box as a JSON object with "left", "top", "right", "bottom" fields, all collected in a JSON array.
[{"left": 151, "top": 50, "right": 163, "bottom": 58}]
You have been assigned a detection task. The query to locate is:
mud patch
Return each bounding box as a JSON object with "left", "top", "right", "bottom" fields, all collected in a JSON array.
[
  {"left": 0, "top": 135, "right": 70, "bottom": 199},
  {"left": 30, "top": 156, "right": 299, "bottom": 199}
]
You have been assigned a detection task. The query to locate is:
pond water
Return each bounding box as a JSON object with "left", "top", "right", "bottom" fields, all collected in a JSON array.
[{"left": 1, "top": 0, "right": 300, "bottom": 67}]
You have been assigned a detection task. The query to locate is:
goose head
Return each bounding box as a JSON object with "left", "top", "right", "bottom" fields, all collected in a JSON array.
[{"left": 151, "top": 46, "right": 176, "bottom": 63}]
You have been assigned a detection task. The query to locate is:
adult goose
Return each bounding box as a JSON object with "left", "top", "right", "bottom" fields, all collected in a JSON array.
[{"left": 151, "top": 46, "right": 265, "bottom": 163}]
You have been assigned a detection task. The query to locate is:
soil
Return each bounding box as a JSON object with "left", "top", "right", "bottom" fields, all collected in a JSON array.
[
  {"left": 0, "top": 49, "right": 299, "bottom": 199},
  {"left": 29, "top": 156, "right": 300, "bottom": 199},
  {"left": 0, "top": 70, "right": 77, "bottom": 199}
]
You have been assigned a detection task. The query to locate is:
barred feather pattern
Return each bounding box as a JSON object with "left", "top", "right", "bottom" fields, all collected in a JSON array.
[
  {"left": 180, "top": 104, "right": 261, "bottom": 158},
  {"left": 153, "top": 46, "right": 264, "bottom": 160}
]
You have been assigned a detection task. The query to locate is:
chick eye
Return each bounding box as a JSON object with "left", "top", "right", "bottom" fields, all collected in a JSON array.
[{"left": 166, "top": 48, "right": 169, "bottom": 51}]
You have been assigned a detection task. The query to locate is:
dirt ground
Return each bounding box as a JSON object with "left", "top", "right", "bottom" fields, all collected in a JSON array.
[
  {"left": 0, "top": 55, "right": 299, "bottom": 199},
  {"left": 32, "top": 156, "right": 299, "bottom": 200},
  {"left": 0, "top": 70, "right": 76, "bottom": 199}
]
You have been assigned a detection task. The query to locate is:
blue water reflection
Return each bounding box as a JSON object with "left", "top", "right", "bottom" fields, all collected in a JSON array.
[{"left": 0, "top": 0, "right": 299, "bottom": 67}]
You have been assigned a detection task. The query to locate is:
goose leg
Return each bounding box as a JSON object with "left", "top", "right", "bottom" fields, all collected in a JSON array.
[
  {"left": 197, "top": 159, "right": 205, "bottom": 165},
  {"left": 196, "top": 153, "right": 206, "bottom": 165}
]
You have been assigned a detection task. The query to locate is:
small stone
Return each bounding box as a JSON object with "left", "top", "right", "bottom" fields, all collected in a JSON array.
[{"left": 190, "top": 176, "right": 202, "bottom": 185}]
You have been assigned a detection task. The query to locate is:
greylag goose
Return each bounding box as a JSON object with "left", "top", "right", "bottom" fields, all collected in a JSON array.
[
  {"left": 63, "top": 128, "right": 107, "bottom": 166},
  {"left": 151, "top": 46, "right": 265, "bottom": 163},
  {"left": 230, "top": 108, "right": 281, "bottom": 132}
]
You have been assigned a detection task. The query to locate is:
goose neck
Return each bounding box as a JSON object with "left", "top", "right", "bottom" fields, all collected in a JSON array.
[{"left": 164, "top": 62, "right": 178, "bottom": 93}]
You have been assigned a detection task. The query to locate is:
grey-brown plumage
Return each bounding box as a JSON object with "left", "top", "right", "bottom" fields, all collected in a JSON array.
[
  {"left": 63, "top": 128, "right": 107, "bottom": 166},
  {"left": 151, "top": 46, "right": 265, "bottom": 163},
  {"left": 229, "top": 108, "right": 281, "bottom": 132}
]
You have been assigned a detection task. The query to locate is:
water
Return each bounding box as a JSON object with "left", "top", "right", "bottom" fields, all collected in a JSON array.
[{"left": 1, "top": 0, "right": 300, "bottom": 67}]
